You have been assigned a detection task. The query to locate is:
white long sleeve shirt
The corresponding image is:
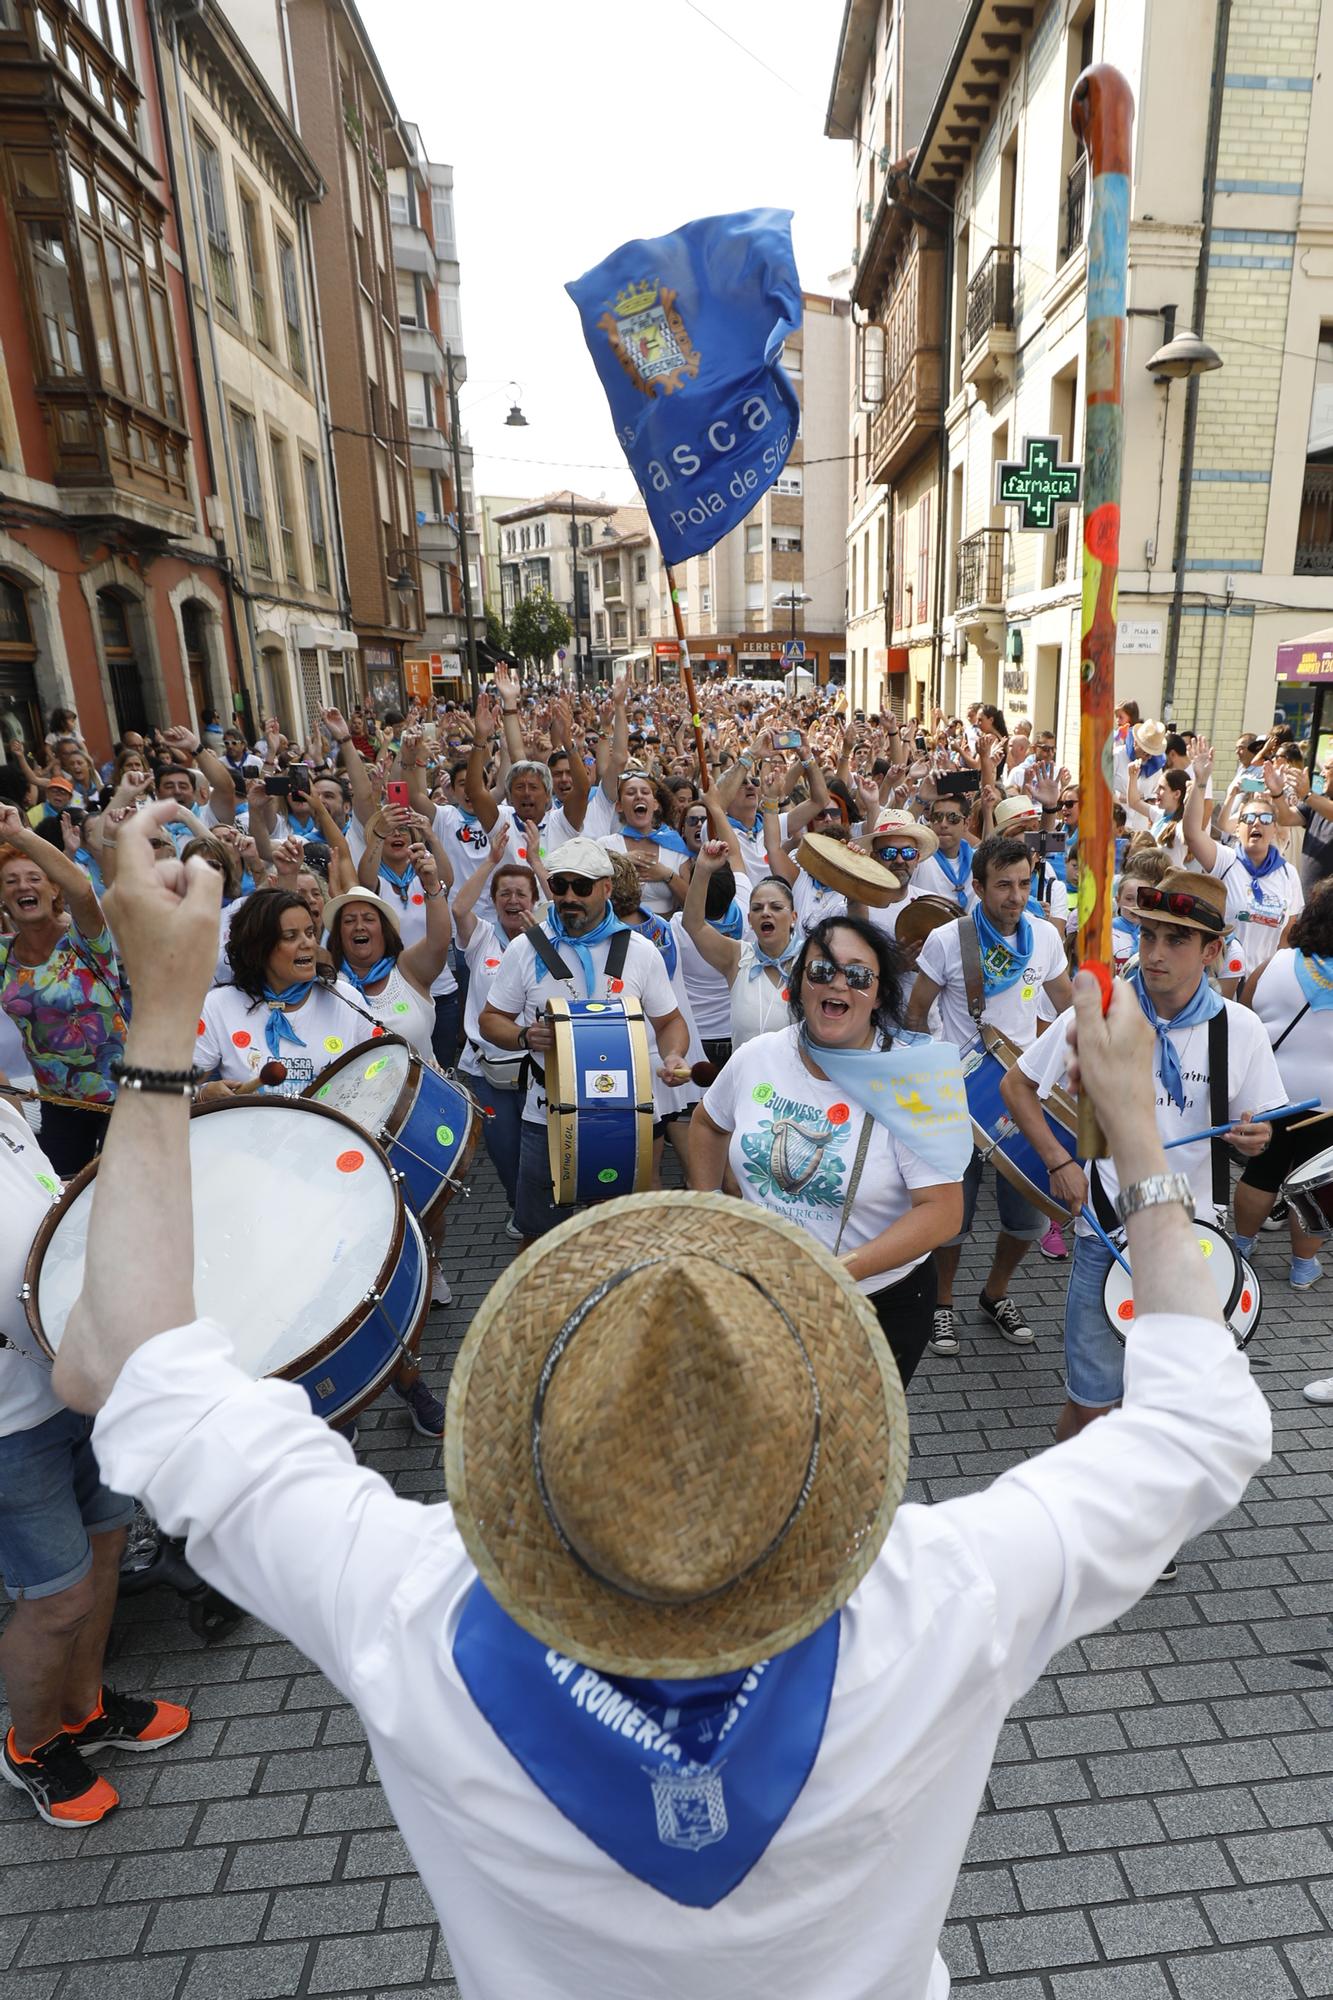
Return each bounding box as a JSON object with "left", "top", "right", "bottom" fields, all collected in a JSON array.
[{"left": 93, "top": 1311, "right": 1269, "bottom": 2000}]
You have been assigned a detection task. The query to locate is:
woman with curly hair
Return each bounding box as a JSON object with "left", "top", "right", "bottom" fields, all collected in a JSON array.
[
  {"left": 194, "top": 889, "right": 370, "bottom": 1102},
  {"left": 689, "top": 913, "right": 964, "bottom": 1384}
]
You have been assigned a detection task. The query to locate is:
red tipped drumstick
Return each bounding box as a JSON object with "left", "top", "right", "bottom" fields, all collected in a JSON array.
[{"left": 259, "top": 1060, "right": 288, "bottom": 1087}]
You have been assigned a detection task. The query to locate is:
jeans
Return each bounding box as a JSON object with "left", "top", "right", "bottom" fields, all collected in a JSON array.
[
  {"left": 463, "top": 1066, "right": 524, "bottom": 1209},
  {"left": 513, "top": 1118, "right": 565, "bottom": 1240},
  {"left": 1062, "top": 1234, "right": 1125, "bottom": 1408}
]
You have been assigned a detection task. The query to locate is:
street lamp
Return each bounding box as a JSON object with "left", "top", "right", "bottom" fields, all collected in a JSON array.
[
  {"left": 504, "top": 382, "right": 529, "bottom": 427},
  {"left": 773, "top": 589, "right": 813, "bottom": 685}
]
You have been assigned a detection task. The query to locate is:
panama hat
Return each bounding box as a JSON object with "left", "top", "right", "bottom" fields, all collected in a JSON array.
[
  {"left": 992, "top": 793, "right": 1041, "bottom": 834},
  {"left": 1134, "top": 718, "right": 1169, "bottom": 757},
  {"left": 445, "top": 1191, "right": 910, "bottom": 1677},
  {"left": 872, "top": 807, "right": 938, "bottom": 861},
  {"left": 322, "top": 887, "right": 403, "bottom": 937}
]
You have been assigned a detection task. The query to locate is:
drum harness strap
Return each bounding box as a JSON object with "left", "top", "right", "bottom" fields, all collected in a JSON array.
[
  {"left": 958, "top": 914, "right": 986, "bottom": 1033},
  {"left": 519, "top": 925, "right": 633, "bottom": 1096},
  {"left": 1090, "top": 1008, "right": 1230, "bottom": 1230}
]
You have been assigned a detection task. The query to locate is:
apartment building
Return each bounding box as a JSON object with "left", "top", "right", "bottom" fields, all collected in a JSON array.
[
  {"left": 159, "top": 0, "right": 353, "bottom": 740},
  {"left": 496, "top": 490, "right": 622, "bottom": 681},
  {"left": 478, "top": 491, "right": 525, "bottom": 618},
  {"left": 0, "top": 0, "right": 239, "bottom": 756}
]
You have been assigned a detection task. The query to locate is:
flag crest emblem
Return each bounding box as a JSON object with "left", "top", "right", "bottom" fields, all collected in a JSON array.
[{"left": 600, "top": 279, "right": 700, "bottom": 397}]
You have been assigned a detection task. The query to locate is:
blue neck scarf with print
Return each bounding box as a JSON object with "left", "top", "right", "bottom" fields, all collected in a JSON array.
[
  {"left": 619, "top": 822, "right": 691, "bottom": 856},
  {"left": 709, "top": 899, "right": 745, "bottom": 940},
  {"left": 972, "top": 902, "right": 1033, "bottom": 996},
  {"left": 934, "top": 841, "right": 974, "bottom": 909},
  {"left": 453, "top": 1582, "right": 839, "bottom": 1907},
  {"left": 728, "top": 812, "right": 764, "bottom": 842},
  {"left": 535, "top": 905, "right": 626, "bottom": 992},
  {"left": 341, "top": 956, "right": 394, "bottom": 994},
  {"left": 748, "top": 930, "right": 801, "bottom": 981},
  {"left": 260, "top": 982, "right": 314, "bottom": 1058},
  {"left": 378, "top": 859, "right": 416, "bottom": 903},
  {"left": 1129, "top": 968, "right": 1223, "bottom": 1111},
  {"left": 1295, "top": 952, "right": 1333, "bottom": 1011},
  {"left": 1237, "top": 841, "right": 1285, "bottom": 903},
  {"left": 630, "top": 908, "right": 678, "bottom": 979}
]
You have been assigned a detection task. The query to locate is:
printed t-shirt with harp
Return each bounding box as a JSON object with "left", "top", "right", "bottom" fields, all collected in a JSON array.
[
  {"left": 483, "top": 924, "right": 676, "bottom": 1128},
  {"left": 916, "top": 914, "right": 1066, "bottom": 1053}
]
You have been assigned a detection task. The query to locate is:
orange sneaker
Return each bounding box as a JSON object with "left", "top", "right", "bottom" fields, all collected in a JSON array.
[
  {"left": 1, "top": 1727, "right": 119, "bottom": 1825},
  {"left": 65, "top": 1686, "right": 191, "bottom": 1756}
]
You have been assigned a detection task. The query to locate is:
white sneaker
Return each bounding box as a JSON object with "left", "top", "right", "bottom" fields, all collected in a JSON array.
[
  {"left": 1303, "top": 1376, "right": 1333, "bottom": 1405},
  {"left": 430, "top": 1267, "right": 453, "bottom": 1306}
]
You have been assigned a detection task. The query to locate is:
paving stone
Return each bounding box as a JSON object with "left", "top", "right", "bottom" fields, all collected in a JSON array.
[
  {"left": 256, "top": 1746, "right": 366, "bottom": 1793},
  {"left": 307, "top": 1930, "right": 433, "bottom": 1992},
  {"left": 75, "top": 1803, "right": 200, "bottom": 1856},
  {"left": 941, "top": 1924, "right": 980, "bottom": 1979},
  {"left": 1122, "top": 1702, "right": 1222, "bottom": 1749},
  {"left": 263, "top": 1881, "right": 385, "bottom": 1940},
  {"left": 1055, "top": 1799, "right": 1167, "bottom": 1851},
  {"left": 1051, "top": 1966, "right": 1173, "bottom": 2000},
  {"left": 144, "top": 1889, "right": 270, "bottom": 1953},
  {"left": 1276, "top": 1732, "right": 1333, "bottom": 1775},
  {"left": 196, "top": 1796, "right": 306, "bottom": 1845},
  {"left": 302, "top": 1788, "right": 396, "bottom": 1834},
  {"left": 106, "top": 1847, "right": 227, "bottom": 1902},
  {"left": 1223, "top": 1827, "right": 1333, "bottom": 1883},
  {"left": 1087, "top": 1748, "right": 1193, "bottom": 1798},
  {"left": 225, "top": 1836, "right": 344, "bottom": 1892},
  {"left": 1183, "top": 1740, "right": 1291, "bottom": 1787},
  {"left": 18, "top": 1905, "right": 148, "bottom": 1966},
  {"left": 988, "top": 1759, "right": 1091, "bottom": 1808},
  {"left": 1201, "top": 1883, "right": 1324, "bottom": 1945},
  {"left": 1286, "top": 1937, "right": 1333, "bottom": 1997},
  {"left": 977, "top": 1911, "right": 1098, "bottom": 1975},
  {"left": 1212, "top": 1694, "right": 1317, "bottom": 1737},
  {"left": 1056, "top": 1669, "right": 1154, "bottom": 1712},
  {"left": 1255, "top": 1776, "right": 1333, "bottom": 1828},
  {"left": 220, "top": 1712, "right": 323, "bottom": 1755},
  {"left": 1169, "top": 1945, "right": 1298, "bottom": 2000},
  {"left": 149, "top": 1755, "right": 260, "bottom": 1804},
  {"left": 1091, "top": 1897, "right": 1213, "bottom": 1958},
  {"left": 0, "top": 1856, "right": 113, "bottom": 1915},
  {"left": 178, "top": 1941, "right": 310, "bottom": 1999},
  {"left": 342, "top": 1827, "right": 418, "bottom": 1877},
  {"left": 1013, "top": 1852, "right": 1128, "bottom": 1910},
  {"left": 56, "top": 1959, "right": 188, "bottom": 1999},
  {"left": 1120, "top": 1838, "right": 1235, "bottom": 1896},
  {"left": 186, "top": 1679, "right": 289, "bottom": 1721},
  {"left": 1025, "top": 1712, "right": 1129, "bottom": 1758},
  {"left": 384, "top": 1875, "right": 438, "bottom": 1927}
]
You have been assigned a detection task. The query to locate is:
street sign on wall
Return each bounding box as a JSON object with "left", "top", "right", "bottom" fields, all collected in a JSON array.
[{"left": 994, "top": 435, "right": 1082, "bottom": 532}]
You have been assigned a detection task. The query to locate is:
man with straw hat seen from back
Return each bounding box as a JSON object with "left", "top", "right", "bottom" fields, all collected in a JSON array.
[{"left": 54, "top": 802, "right": 1271, "bottom": 2000}]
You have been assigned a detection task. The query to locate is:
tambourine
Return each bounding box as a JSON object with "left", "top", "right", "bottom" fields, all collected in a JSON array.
[
  {"left": 797, "top": 831, "right": 899, "bottom": 908},
  {"left": 894, "top": 894, "right": 961, "bottom": 948}
]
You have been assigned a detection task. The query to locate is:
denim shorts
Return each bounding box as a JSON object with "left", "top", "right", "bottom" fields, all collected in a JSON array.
[
  {"left": 1062, "top": 1234, "right": 1126, "bottom": 1409},
  {"left": 942, "top": 1147, "right": 1047, "bottom": 1249},
  {"left": 0, "top": 1405, "right": 135, "bottom": 1600}
]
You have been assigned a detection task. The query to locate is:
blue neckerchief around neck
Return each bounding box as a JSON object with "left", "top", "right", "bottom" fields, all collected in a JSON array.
[
  {"left": 341, "top": 955, "right": 394, "bottom": 993},
  {"left": 453, "top": 1582, "right": 839, "bottom": 1907},
  {"left": 379, "top": 859, "right": 416, "bottom": 902},
  {"left": 1129, "top": 969, "right": 1223, "bottom": 1110},
  {"left": 535, "top": 905, "right": 626, "bottom": 992},
  {"left": 935, "top": 842, "right": 973, "bottom": 908},
  {"left": 259, "top": 981, "right": 313, "bottom": 1058},
  {"left": 972, "top": 903, "right": 1033, "bottom": 996},
  {"left": 619, "top": 822, "right": 691, "bottom": 856},
  {"left": 1237, "top": 842, "right": 1285, "bottom": 902},
  {"left": 728, "top": 812, "right": 764, "bottom": 842}
]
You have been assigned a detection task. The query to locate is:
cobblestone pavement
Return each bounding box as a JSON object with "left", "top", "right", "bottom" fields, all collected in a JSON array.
[{"left": 1, "top": 1154, "right": 1331, "bottom": 1999}]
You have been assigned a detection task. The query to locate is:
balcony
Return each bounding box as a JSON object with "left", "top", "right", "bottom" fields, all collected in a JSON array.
[
  {"left": 391, "top": 219, "right": 436, "bottom": 278},
  {"left": 406, "top": 418, "right": 449, "bottom": 474},
  {"left": 960, "top": 245, "right": 1017, "bottom": 405},
  {"left": 955, "top": 528, "right": 1007, "bottom": 612},
  {"left": 867, "top": 235, "right": 945, "bottom": 486},
  {"left": 1061, "top": 155, "right": 1087, "bottom": 268},
  {"left": 1296, "top": 462, "right": 1333, "bottom": 574},
  {"left": 400, "top": 320, "right": 444, "bottom": 380}
]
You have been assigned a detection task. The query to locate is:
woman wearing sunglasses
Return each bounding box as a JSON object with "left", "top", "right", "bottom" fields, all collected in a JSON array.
[
  {"left": 689, "top": 916, "right": 963, "bottom": 1385},
  {"left": 1183, "top": 739, "right": 1303, "bottom": 977}
]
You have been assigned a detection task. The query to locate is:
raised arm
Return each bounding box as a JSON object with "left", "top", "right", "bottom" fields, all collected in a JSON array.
[
  {"left": 465, "top": 689, "right": 502, "bottom": 831},
  {"left": 320, "top": 709, "right": 375, "bottom": 832},
  {"left": 495, "top": 664, "right": 528, "bottom": 770},
  {"left": 163, "top": 726, "right": 236, "bottom": 826},
  {"left": 601, "top": 677, "right": 631, "bottom": 810},
  {"left": 761, "top": 801, "right": 798, "bottom": 886},
  {"left": 681, "top": 841, "right": 743, "bottom": 982},
  {"left": 396, "top": 842, "right": 452, "bottom": 991},
  {"left": 0, "top": 800, "right": 104, "bottom": 936},
  {"left": 1182, "top": 739, "right": 1219, "bottom": 870}
]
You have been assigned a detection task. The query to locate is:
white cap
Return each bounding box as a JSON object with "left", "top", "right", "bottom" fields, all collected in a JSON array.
[{"left": 546, "top": 836, "right": 615, "bottom": 881}]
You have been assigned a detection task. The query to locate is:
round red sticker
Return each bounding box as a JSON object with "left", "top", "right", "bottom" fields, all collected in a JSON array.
[
  {"left": 232, "top": 1031, "right": 251, "bottom": 1048},
  {"left": 1117, "top": 1299, "right": 1135, "bottom": 1321},
  {"left": 484, "top": 958, "right": 500, "bottom": 969},
  {"left": 197, "top": 1019, "right": 206, "bottom": 1037},
  {"left": 371, "top": 1024, "right": 385, "bottom": 1037},
  {"left": 780, "top": 986, "right": 789, "bottom": 1002},
  {"left": 412, "top": 892, "right": 425, "bottom": 905},
  {"left": 517, "top": 846, "right": 527, "bottom": 860},
  {"left": 827, "top": 1102, "right": 850, "bottom": 1125},
  {"left": 336, "top": 1150, "right": 364, "bottom": 1174},
  {"left": 609, "top": 977, "right": 624, "bottom": 993}
]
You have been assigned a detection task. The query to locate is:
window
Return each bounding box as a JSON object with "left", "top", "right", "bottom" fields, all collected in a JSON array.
[
  {"left": 63, "top": 173, "right": 180, "bottom": 423},
  {"left": 302, "top": 455, "right": 330, "bottom": 591},
  {"left": 276, "top": 233, "right": 306, "bottom": 379},
  {"left": 774, "top": 470, "right": 803, "bottom": 496},
  {"left": 72, "top": 0, "right": 129, "bottom": 65},
  {"left": 387, "top": 189, "right": 410, "bottom": 226},
  {"left": 635, "top": 554, "right": 646, "bottom": 583},
  {"left": 581, "top": 522, "right": 593, "bottom": 547},
  {"left": 440, "top": 282, "right": 463, "bottom": 341},
  {"left": 893, "top": 508, "right": 904, "bottom": 631},
  {"left": 25, "top": 224, "right": 82, "bottom": 376},
  {"left": 745, "top": 522, "right": 763, "bottom": 554},
  {"left": 406, "top": 372, "right": 431, "bottom": 428},
  {"left": 636, "top": 607, "right": 648, "bottom": 637},
  {"left": 269, "top": 434, "right": 298, "bottom": 580},
  {"left": 194, "top": 132, "right": 234, "bottom": 313},
  {"left": 772, "top": 531, "right": 802, "bottom": 554},
  {"left": 783, "top": 343, "right": 802, "bottom": 376},
  {"left": 745, "top": 581, "right": 764, "bottom": 610},
  {"left": 916, "top": 492, "right": 931, "bottom": 623},
  {"left": 612, "top": 610, "right": 627, "bottom": 640},
  {"left": 701, "top": 586, "right": 712, "bottom": 615},
  {"left": 594, "top": 612, "right": 605, "bottom": 643},
  {"left": 232, "top": 407, "right": 269, "bottom": 573},
  {"left": 431, "top": 191, "right": 455, "bottom": 258},
  {"left": 238, "top": 188, "right": 269, "bottom": 347}
]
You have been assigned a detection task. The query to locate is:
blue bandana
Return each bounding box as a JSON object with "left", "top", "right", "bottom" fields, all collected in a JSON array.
[
  {"left": 631, "top": 909, "right": 678, "bottom": 979},
  {"left": 709, "top": 900, "right": 745, "bottom": 940},
  {"left": 1237, "top": 842, "right": 1285, "bottom": 904},
  {"left": 453, "top": 1583, "right": 839, "bottom": 1907},
  {"left": 972, "top": 903, "right": 1033, "bottom": 996},
  {"left": 1129, "top": 969, "right": 1223, "bottom": 1111},
  {"left": 747, "top": 932, "right": 801, "bottom": 981},
  {"left": 1294, "top": 953, "right": 1333, "bottom": 1011},
  {"left": 619, "top": 823, "right": 691, "bottom": 856},
  {"left": 728, "top": 812, "right": 764, "bottom": 842},
  {"left": 260, "top": 982, "right": 314, "bottom": 1058},
  {"left": 341, "top": 956, "right": 394, "bottom": 994},
  {"left": 378, "top": 860, "right": 417, "bottom": 904},
  {"left": 934, "top": 841, "right": 973, "bottom": 909},
  {"left": 535, "top": 906, "right": 627, "bottom": 993}
]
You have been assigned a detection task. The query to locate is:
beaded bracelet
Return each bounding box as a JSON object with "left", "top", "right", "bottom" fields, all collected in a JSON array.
[{"left": 109, "top": 1062, "right": 202, "bottom": 1099}]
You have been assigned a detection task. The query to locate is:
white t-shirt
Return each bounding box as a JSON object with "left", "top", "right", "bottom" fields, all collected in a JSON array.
[
  {"left": 196, "top": 983, "right": 375, "bottom": 1098},
  {"left": 1209, "top": 846, "right": 1303, "bottom": 976},
  {"left": 731, "top": 810, "right": 790, "bottom": 886},
  {"left": 432, "top": 803, "right": 492, "bottom": 906},
  {"left": 793, "top": 868, "right": 847, "bottom": 934},
  {"left": 1250, "top": 948, "right": 1333, "bottom": 1108},
  {"left": 375, "top": 874, "right": 457, "bottom": 999},
  {"left": 0, "top": 1100, "right": 65, "bottom": 1436},
  {"left": 913, "top": 850, "right": 976, "bottom": 911},
  {"left": 1018, "top": 996, "right": 1284, "bottom": 1235},
  {"left": 599, "top": 834, "right": 682, "bottom": 918},
  {"left": 917, "top": 916, "right": 1067, "bottom": 1052},
  {"left": 701, "top": 1026, "right": 944, "bottom": 1295},
  {"left": 483, "top": 925, "right": 677, "bottom": 1125},
  {"left": 670, "top": 876, "right": 752, "bottom": 1043},
  {"left": 460, "top": 918, "right": 521, "bottom": 1077},
  {"left": 582, "top": 786, "right": 620, "bottom": 841}
]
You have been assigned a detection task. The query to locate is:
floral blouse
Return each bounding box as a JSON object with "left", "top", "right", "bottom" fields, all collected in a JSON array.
[{"left": 0, "top": 920, "right": 126, "bottom": 1104}]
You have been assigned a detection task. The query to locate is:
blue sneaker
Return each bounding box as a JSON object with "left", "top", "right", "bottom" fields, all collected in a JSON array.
[
  {"left": 1290, "top": 1256, "right": 1323, "bottom": 1291},
  {"left": 393, "top": 1375, "right": 445, "bottom": 1437}
]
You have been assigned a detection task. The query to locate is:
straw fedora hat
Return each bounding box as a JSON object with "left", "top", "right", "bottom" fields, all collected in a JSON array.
[
  {"left": 1134, "top": 718, "right": 1168, "bottom": 758},
  {"left": 873, "top": 807, "right": 938, "bottom": 861},
  {"left": 1136, "top": 866, "right": 1227, "bottom": 935},
  {"left": 445, "top": 1191, "right": 910, "bottom": 1677},
  {"left": 322, "top": 886, "right": 403, "bottom": 937},
  {"left": 992, "top": 794, "right": 1041, "bottom": 834}
]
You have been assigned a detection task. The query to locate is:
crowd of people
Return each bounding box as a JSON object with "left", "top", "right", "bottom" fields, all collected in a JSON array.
[{"left": 0, "top": 666, "right": 1324, "bottom": 1910}]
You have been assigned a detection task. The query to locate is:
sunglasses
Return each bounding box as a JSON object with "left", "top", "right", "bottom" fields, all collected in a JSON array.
[
  {"left": 683, "top": 813, "right": 708, "bottom": 828},
  {"left": 1059, "top": 797, "right": 1079, "bottom": 809},
  {"left": 548, "top": 875, "right": 598, "bottom": 896},
  {"left": 874, "top": 844, "right": 919, "bottom": 864},
  {"left": 1134, "top": 886, "right": 1225, "bottom": 933},
  {"left": 806, "top": 956, "right": 877, "bottom": 991},
  {"left": 1240, "top": 812, "right": 1274, "bottom": 827},
  {"left": 931, "top": 811, "right": 963, "bottom": 825}
]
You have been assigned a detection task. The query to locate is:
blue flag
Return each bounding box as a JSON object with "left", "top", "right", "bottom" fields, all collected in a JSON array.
[{"left": 566, "top": 211, "right": 802, "bottom": 565}]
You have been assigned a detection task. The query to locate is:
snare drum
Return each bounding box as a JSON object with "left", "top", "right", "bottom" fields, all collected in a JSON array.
[
  {"left": 23, "top": 1099, "right": 429, "bottom": 1425},
  {"left": 306, "top": 1034, "right": 479, "bottom": 1244},
  {"left": 1104, "top": 1218, "right": 1245, "bottom": 1344},
  {"left": 1280, "top": 1143, "right": 1333, "bottom": 1238},
  {"left": 544, "top": 996, "right": 654, "bottom": 1205},
  {"left": 963, "top": 1029, "right": 1080, "bottom": 1223}
]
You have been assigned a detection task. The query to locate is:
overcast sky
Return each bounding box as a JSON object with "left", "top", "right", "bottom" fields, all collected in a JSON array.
[{"left": 362, "top": 0, "right": 853, "bottom": 507}]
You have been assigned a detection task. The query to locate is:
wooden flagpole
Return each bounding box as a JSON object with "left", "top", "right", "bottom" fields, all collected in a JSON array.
[
  {"left": 665, "top": 559, "right": 710, "bottom": 792},
  {"left": 1071, "top": 64, "right": 1134, "bottom": 1157}
]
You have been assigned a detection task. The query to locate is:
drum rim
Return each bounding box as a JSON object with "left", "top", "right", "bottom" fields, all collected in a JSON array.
[
  {"left": 797, "top": 830, "right": 899, "bottom": 908},
  {"left": 306, "top": 1033, "right": 480, "bottom": 1239},
  {"left": 896, "top": 894, "right": 962, "bottom": 946},
  {"left": 314, "top": 1208, "right": 432, "bottom": 1423},
  {"left": 302, "top": 1029, "right": 418, "bottom": 1142},
  {"left": 544, "top": 995, "right": 654, "bottom": 1204},
  {"left": 1103, "top": 1218, "right": 1244, "bottom": 1343},
  {"left": 1280, "top": 1142, "right": 1333, "bottom": 1196},
  {"left": 23, "top": 1096, "right": 409, "bottom": 1364},
  {"left": 970, "top": 1029, "right": 1079, "bottom": 1223}
]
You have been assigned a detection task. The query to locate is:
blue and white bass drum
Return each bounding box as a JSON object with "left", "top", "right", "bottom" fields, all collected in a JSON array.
[
  {"left": 544, "top": 996, "right": 655, "bottom": 1205},
  {"left": 962, "top": 1027, "right": 1080, "bottom": 1224}
]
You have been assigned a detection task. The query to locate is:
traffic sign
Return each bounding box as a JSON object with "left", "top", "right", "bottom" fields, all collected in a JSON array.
[
  {"left": 557, "top": 648, "right": 567, "bottom": 661},
  {"left": 781, "top": 639, "right": 806, "bottom": 664}
]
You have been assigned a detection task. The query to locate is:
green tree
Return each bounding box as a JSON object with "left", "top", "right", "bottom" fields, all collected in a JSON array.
[
  {"left": 508, "top": 587, "right": 571, "bottom": 669},
  {"left": 484, "top": 604, "right": 510, "bottom": 655}
]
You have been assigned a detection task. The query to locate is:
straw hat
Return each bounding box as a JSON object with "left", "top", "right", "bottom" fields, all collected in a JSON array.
[
  {"left": 992, "top": 794, "right": 1041, "bottom": 834},
  {"left": 322, "top": 887, "right": 403, "bottom": 938},
  {"left": 445, "top": 1191, "right": 910, "bottom": 1676},
  {"left": 1137, "top": 866, "right": 1227, "bottom": 935},
  {"left": 1134, "top": 718, "right": 1168, "bottom": 758},
  {"left": 873, "top": 807, "right": 938, "bottom": 861}
]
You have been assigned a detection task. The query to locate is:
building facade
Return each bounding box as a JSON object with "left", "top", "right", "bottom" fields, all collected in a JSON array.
[
  {"left": 478, "top": 490, "right": 525, "bottom": 619},
  {"left": 159, "top": 0, "right": 354, "bottom": 741},
  {"left": 844, "top": 0, "right": 1333, "bottom": 752},
  {"left": 0, "top": 0, "right": 240, "bottom": 760},
  {"left": 496, "top": 490, "right": 622, "bottom": 679}
]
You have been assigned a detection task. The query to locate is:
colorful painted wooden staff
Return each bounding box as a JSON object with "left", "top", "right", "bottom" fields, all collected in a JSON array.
[
  {"left": 1071, "top": 63, "right": 1134, "bottom": 1156},
  {"left": 665, "top": 561, "right": 711, "bottom": 793}
]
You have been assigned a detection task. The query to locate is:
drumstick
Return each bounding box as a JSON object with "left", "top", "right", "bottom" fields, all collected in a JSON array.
[
  {"left": 1081, "top": 1204, "right": 1132, "bottom": 1274},
  {"left": 690, "top": 1060, "right": 719, "bottom": 1087},
  {"left": 1162, "top": 1098, "right": 1320, "bottom": 1151}
]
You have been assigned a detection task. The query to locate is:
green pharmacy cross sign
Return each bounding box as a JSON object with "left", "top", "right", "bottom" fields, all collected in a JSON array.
[{"left": 994, "top": 435, "right": 1082, "bottom": 533}]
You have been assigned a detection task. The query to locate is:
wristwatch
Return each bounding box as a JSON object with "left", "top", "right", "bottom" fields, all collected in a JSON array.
[
  {"left": 1113, "top": 1173, "right": 1194, "bottom": 1226},
  {"left": 516, "top": 1025, "right": 529, "bottom": 1051}
]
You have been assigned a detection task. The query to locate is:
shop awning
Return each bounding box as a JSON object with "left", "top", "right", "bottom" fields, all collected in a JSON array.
[{"left": 1276, "top": 626, "right": 1333, "bottom": 684}]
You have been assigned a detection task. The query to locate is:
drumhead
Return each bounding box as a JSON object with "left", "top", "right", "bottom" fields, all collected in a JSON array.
[
  {"left": 1104, "top": 1218, "right": 1241, "bottom": 1339},
  {"left": 1281, "top": 1143, "right": 1333, "bottom": 1197},
  {"left": 310, "top": 1039, "right": 413, "bottom": 1132},
  {"left": 31, "top": 1100, "right": 402, "bottom": 1378}
]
